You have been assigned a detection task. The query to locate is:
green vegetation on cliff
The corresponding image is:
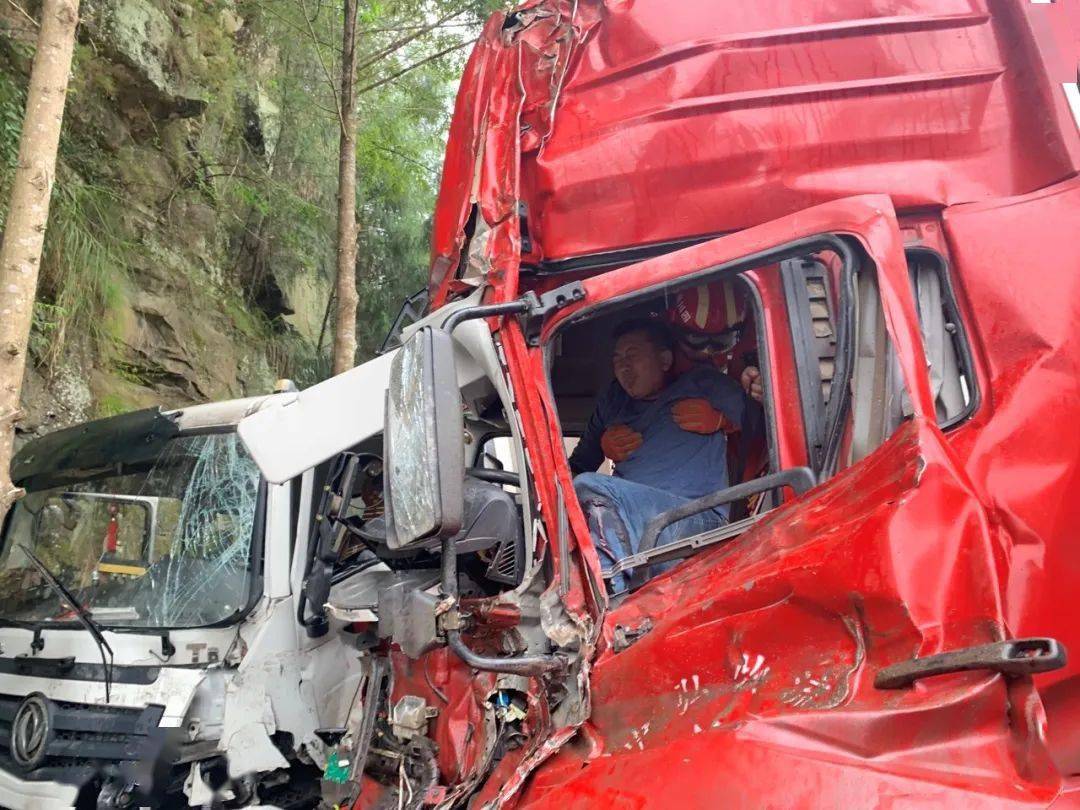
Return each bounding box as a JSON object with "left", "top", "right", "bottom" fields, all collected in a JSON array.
[{"left": 0, "top": 0, "right": 492, "bottom": 436}]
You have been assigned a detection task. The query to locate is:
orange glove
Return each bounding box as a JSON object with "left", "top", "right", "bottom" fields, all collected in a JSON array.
[
  {"left": 600, "top": 425, "right": 643, "bottom": 462},
  {"left": 672, "top": 398, "right": 736, "bottom": 435},
  {"left": 740, "top": 366, "right": 763, "bottom": 403}
]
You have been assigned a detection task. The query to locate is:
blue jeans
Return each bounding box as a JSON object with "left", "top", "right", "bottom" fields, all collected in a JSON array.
[{"left": 573, "top": 473, "right": 727, "bottom": 592}]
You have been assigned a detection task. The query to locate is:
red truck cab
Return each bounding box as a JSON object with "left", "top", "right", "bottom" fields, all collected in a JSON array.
[{"left": 357, "top": 1, "right": 1080, "bottom": 806}]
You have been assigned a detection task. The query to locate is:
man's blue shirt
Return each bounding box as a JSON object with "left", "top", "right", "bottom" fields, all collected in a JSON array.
[{"left": 569, "top": 366, "right": 748, "bottom": 507}]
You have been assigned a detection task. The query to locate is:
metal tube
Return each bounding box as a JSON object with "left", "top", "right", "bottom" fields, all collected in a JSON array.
[
  {"left": 446, "top": 630, "right": 567, "bottom": 676},
  {"left": 441, "top": 533, "right": 456, "bottom": 599},
  {"left": 442, "top": 300, "right": 529, "bottom": 334},
  {"left": 439, "top": 493, "right": 566, "bottom": 675}
]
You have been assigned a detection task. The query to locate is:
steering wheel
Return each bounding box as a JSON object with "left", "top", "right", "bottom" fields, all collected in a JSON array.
[{"left": 466, "top": 468, "right": 521, "bottom": 487}]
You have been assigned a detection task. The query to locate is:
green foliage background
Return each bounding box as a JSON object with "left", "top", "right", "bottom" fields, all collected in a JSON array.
[{"left": 0, "top": 0, "right": 499, "bottom": 419}]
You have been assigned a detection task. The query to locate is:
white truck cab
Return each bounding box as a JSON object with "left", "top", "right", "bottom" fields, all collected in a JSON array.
[
  {"left": 0, "top": 293, "right": 525, "bottom": 810},
  {"left": 0, "top": 377, "right": 391, "bottom": 808}
]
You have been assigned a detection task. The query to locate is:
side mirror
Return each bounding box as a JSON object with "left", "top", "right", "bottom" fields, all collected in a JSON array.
[{"left": 383, "top": 326, "right": 464, "bottom": 549}]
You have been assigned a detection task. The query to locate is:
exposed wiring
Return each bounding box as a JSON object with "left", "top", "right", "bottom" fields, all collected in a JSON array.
[
  {"left": 397, "top": 756, "right": 414, "bottom": 810},
  {"left": 423, "top": 656, "right": 449, "bottom": 704}
]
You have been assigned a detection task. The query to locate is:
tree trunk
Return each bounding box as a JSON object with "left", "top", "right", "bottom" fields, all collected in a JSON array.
[
  {"left": 331, "top": 0, "right": 359, "bottom": 375},
  {"left": 0, "top": 0, "right": 80, "bottom": 521}
]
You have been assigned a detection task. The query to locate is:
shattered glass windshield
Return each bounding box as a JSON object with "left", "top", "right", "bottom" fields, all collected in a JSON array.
[{"left": 0, "top": 432, "right": 260, "bottom": 629}]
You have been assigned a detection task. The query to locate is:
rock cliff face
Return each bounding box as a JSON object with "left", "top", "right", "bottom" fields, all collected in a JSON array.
[{"left": 1, "top": 0, "right": 333, "bottom": 443}]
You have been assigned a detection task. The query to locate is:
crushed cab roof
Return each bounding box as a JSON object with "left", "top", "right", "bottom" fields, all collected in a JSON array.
[{"left": 429, "top": 0, "right": 1080, "bottom": 297}]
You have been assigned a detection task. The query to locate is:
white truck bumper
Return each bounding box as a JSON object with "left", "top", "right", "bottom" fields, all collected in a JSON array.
[{"left": 0, "top": 766, "right": 78, "bottom": 809}]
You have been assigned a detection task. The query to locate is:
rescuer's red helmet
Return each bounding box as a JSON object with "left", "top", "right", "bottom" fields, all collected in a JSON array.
[
  {"left": 670, "top": 278, "right": 747, "bottom": 333},
  {"left": 668, "top": 279, "right": 748, "bottom": 363}
]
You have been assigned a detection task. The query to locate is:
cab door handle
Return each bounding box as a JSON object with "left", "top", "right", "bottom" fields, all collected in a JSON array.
[{"left": 875, "top": 637, "right": 1066, "bottom": 689}]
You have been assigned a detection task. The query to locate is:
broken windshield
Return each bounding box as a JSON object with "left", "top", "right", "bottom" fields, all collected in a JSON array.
[{"left": 0, "top": 432, "right": 261, "bottom": 629}]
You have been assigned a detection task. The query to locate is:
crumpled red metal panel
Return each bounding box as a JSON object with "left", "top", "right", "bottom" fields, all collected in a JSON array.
[
  {"left": 432, "top": 0, "right": 1080, "bottom": 293},
  {"left": 381, "top": 648, "right": 494, "bottom": 786},
  {"left": 428, "top": 1, "right": 606, "bottom": 307},
  {"left": 498, "top": 194, "right": 1062, "bottom": 806},
  {"left": 940, "top": 177, "right": 1080, "bottom": 774},
  {"left": 427, "top": 2, "right": 603, "bottom": 308},
  {"left": 430, "top": 0, "right": 1078, "bottom": 289},
  {"left": 448, "top": 0, "right": 1080, "bottom": 271},
  {"left": 427, "top": 13, "right": 511, "bottom": 308},
  {"left": 513, "top": 1, "right": 603, "bottom": 153},
  {"left": 512, "top": 418, "right": 1059, "bottom": 808}
]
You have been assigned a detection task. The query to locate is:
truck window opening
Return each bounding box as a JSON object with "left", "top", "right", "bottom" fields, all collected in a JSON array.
[
  {"left": 905, "top": 247, "right": 978, "bottom": 429},
  {"left": 548, "top": 271, "right": 772, "bottom": 593},
  {"left": 543, "top": 241, "right": 922, "bottom": 594}
]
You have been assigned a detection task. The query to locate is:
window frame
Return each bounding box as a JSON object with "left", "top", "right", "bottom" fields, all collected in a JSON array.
[
  {"left": 541, "top": 233, "right": 862, "bottom": 496},
  {"left": 905, "top": 246, "right": 981, "bottom": 431},
  {"left": 781, "top": 255, "right": 839, "bottom": 473}
]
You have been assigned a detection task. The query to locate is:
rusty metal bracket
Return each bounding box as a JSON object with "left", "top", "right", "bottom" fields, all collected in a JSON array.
[{"left": 875, "top": 637, "right": 1066, "bottom": 689}]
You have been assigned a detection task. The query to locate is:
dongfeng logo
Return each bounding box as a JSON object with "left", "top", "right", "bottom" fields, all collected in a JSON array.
[{"left": 11, "top": 694, "right": 51, "bottom": 769}]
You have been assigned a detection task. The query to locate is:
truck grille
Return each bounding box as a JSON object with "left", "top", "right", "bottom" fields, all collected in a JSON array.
[{"left": 0, "top": 692, "right": 165, "bottom": 782}]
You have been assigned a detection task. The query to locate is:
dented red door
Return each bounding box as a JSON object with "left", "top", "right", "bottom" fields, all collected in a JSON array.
[
  {"left": 939, "top": 177, "right": 1080, "bottom": 779},
  {"left": 510, "top": 195, "right": 1062, "bottom": 807}
]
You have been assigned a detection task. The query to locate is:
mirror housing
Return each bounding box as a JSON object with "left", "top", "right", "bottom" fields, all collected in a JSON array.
[
  {"left": 384, "top": 326, "right": 464, "bottom": 550},
  {"left": 238, "top": 351, "right": 394, "bottom": 485}
]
